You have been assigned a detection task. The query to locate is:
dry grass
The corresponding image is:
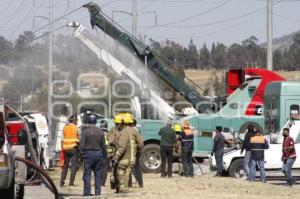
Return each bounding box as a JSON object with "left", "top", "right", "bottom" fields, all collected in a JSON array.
[{"left": 49, "top": 168, "right": 300, "bottom": 199}]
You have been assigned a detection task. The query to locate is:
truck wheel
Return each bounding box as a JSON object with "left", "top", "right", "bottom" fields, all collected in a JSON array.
[
  {"left": 238, "top": 122, "right": 262, "bottom": 141},
  {"left": 228, "top": 158, "right": 245, "bottom": 178},
  {"left": 141, "top": 144, "right": 161, "bottom": 173},
  {"left": 0, "top": 176, "right": 15, "bottom": 198},
  {"left": 16, "top": 184, "right": 24, "bottom": 199}
]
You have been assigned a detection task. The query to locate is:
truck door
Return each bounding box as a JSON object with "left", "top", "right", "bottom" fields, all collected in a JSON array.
[{"left": 194, "top": 118, "right": 214, "bottom": 154}]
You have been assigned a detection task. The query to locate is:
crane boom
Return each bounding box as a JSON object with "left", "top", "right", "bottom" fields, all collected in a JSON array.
[
  {"left": 82, "top": 2, "right": 212, "bottom": 113},
  {"left": 69, "top": 22, "right": 175, "bottom": 119}
]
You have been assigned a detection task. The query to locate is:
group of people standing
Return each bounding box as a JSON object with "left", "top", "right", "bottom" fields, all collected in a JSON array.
[
  {"left": 241, "top": 125, "right": 296, "bottom": 185},
  {"left": 59, "top": 112, "right": 144, "bottom": 196},
  {"left": 158, "top": 121, "right": 194, "bottom": 178}
]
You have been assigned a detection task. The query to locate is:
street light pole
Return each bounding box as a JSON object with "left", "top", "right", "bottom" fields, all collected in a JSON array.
[
  {"left": 267, "top": 0, "right": 273, "bottom": 71},
  {"left": 48, "top": 0, "right": 53, "bottom": 139}
]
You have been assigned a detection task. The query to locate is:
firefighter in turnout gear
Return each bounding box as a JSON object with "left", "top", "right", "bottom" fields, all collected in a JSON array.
[
  {"left": 107, "top": 113, "right": 124, "bottom": 192},
  {"left": 110, "top": 113, "right": 138, "bottom": 193},
  {"left": 173, "top": 124, "right": 184, "bottom": 175},
  {"left": 123, "top": 113, "right": 144, "bottom": 188}
]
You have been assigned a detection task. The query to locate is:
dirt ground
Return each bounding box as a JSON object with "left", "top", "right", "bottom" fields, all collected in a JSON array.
[{"left": 48, "top": 168, "right": 300, "bottom": 199}]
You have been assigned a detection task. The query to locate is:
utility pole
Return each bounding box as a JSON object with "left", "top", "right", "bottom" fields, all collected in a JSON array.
[
  {"left": 267, "top": 0, "right": 273, "bottom": 71},
  {"left": 132, "top": 0, "right": 138, "bottom": 37},
  {"left": 48, "top": 0, "right": 53, "bottom": 139}
]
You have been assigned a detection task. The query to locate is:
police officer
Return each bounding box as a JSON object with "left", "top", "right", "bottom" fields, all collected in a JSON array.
[
  {"left": 100, "top": 120, "right": 109, "bottom": 187},
  {"left": 60, "top": 114, "right": 79, "bottom": 187},
  {"left": 179, "top": 121, "right": 194, "bottom": 177},
  {"left": 79, "top": 115, "right": 107, "bottom": 196},
  {"left": 123, "top": 113, "right": 144, "bottom": 188},
  {"left": 211, "top": 126, "right": 224, "bottom": 177}
]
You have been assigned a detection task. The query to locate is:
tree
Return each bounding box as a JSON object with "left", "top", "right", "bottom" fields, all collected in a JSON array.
[
  {"left": 199, "top": 43, "right": 210, "bottom": 69},
  {"left": 0, "top": 36, "right": 13, "bottom": 64},
  {"left": 185, "top": 39, "right": 199, "bottom": 68},
  {"left": 273, "top": 49, "right": 282, "bottom": 70},
  {"left": 211, "top": 43, "right": 228, "bottom": 69},
  {"left": 227, "top": 43, "right": 245, "bottom": 68}
]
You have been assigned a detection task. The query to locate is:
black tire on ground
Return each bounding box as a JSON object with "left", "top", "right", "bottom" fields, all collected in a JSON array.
[
  {"left": 228, "top": 158, "right": 245, "bottom": 178},
  {"left": 0, "top": 176, "right": 15, "bottom": 199},
  {"left": 140, "top": 144, "right": 161, "bottom": 173},
  {"left": 238, "top": 122, "right": 263, "bottom": 140},
  {"left": 16, "top": 184, "right": 24, "bottom": 199}
]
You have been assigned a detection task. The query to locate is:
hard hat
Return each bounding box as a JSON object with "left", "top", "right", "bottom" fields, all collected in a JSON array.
[
  {"left": 173, "top": 124, "right": 182, "bottom": 132},
  {"left": 100, "top": 120, "right": 108, "bottom": 128},
  {"left": 69, "top": 114, "right": 77, "bottom": 122},
  {"left": 182, "top": 120, "right": 190, "bottom": 128},
  {"left": 113, "top": 114, "right": 123, "bottom": 124},
  {"left": 87, "top": 114, "right": 97, "bottom": 124},
  {"left": 123, "top": 113, "right": 134, "bottom": 124}
]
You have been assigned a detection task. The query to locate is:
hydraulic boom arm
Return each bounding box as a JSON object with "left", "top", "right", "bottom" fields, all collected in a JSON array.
[{"left": 82, "top": 2, "right": 212, "bottom": 113}]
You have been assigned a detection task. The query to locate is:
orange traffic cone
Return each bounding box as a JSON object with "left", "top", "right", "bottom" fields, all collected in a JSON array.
[{"left": 59, "top": 151, "right": 65, "bottom": 169}]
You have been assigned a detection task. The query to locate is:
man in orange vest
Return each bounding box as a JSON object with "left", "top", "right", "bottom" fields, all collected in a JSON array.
[
  {"left": 179, "top": 121, "right": 194, "bottom": 177},
  {"left": 60, "top": 114, "right": 79, "bottom": 187}
]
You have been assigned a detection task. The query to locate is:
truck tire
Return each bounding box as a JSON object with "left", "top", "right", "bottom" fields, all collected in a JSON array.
[
  {"left": 238, "top": 122, "right": 262, "bottom": 141},
  {"left": 140, "top": 144, "right": 161, "bottom": 173},
  {"left": 228, "top": 158, "right": 245, "bottom": 178},
  {"left": 16, "top": 184, "right": 24, "bottom": 199},
  {"left": 0, "top": 176, "right": 15, "bottom": 198}
]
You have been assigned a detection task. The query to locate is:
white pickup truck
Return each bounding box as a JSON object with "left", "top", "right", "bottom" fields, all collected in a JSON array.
[{"left": 211, "top": 117, "right": 300, "bottom": 178}]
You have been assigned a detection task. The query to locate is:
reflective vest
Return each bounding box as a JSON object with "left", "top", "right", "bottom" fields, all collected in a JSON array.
[
  {"left": 250, "top": 135, "right": 268, "bottom": 160},
  {"left": 62, "top": 123, "right": 79, "bottom": 150}
]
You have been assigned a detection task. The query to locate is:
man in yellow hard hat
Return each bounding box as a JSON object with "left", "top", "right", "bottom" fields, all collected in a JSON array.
[
  {"left": 173, "top": 124, "right": 183, "bottom": 176},
  {"left": 107, "top": 113, "right": 124, "bottom": 193},
  {"left": 110, "top": 113, "right": 138, "bottom": 193}
]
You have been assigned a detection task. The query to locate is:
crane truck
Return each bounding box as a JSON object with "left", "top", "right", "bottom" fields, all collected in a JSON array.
[{"left": 67, "top": 2, "right": 286, "bottom": 173}]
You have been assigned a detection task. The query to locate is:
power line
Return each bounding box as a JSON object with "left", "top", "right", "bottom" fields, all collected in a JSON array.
[
  {"left": 0, "top": 1, "right": 28, "bottom": 30},
  {"left": 156, "top": 0, "right": 233, "bottom": 26},
  {"left": 149, "top": 10, "right": 266, "bottom": 40},
  {"left": 140, "top": 0, "right": 232, "bottom": 34},
  {"left": 32, "top": 6, "right": 82, "bottom": 34},
  {"left": 7, "top": 0, "right": 48, "bottom": 39},
  {"left": 0, "top": 0, "right": 17, "bottom": 16}
]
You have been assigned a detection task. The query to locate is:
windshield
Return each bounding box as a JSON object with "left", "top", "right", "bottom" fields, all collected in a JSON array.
[{"left": 264, "top": 96, "right": 279, "bottom": 134}]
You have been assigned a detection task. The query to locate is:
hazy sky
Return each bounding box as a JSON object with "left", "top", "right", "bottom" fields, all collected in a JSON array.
[{"left": 0, "top": 0, "right": 300, "bottom": 48}]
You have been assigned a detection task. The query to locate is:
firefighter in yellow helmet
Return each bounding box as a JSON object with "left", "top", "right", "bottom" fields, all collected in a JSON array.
[
  {"left": 123, "top": 113, "right": 144, "bottom": 188},
  {"left": 173, "top": 124, "right": 183, "bottom": 175},
  {"left": 107, "top": 113, "right": 125, "bottom": 193},
  {"left": 179, "top": 120, "right": 194, "bottom": 177}
]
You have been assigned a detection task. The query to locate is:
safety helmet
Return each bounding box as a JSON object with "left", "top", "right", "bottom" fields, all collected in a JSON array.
[
  {"left": 113, "top": 114, "right": 123, "bottom": 124},
  {"left": 173, "top": 124, "right": 182, "bottom": 132},
  {"left": 182, "top": 120, "right": 190, "bottom": 128},
  {"left": 69, "top": 114, "right": 77, "bottom": 122},
  {"left": 123, "top": 113, "right": 134, "bottom": 124},
  {"left": 100, "top": 120, "right": 108, "bottom": 128},
  {"left": 87, "top": 114, "right": 97, "bottom": 124}
]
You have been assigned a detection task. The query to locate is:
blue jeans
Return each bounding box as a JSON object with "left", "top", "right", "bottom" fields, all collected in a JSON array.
[
  {"left": 83, "top": 151, "right": 104, "bottom": 196},
  {"left": 215, "top": 153, "right": 223, "bottom": 176},
  {"left": 282, "top": 158, "right": 296, "bottom": 185},
  {"left": 243, "top": 151, "right": 251, "bottom": 180},
  {"left": 250, "top": 159, "right": 266, "bottom": 182}
]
